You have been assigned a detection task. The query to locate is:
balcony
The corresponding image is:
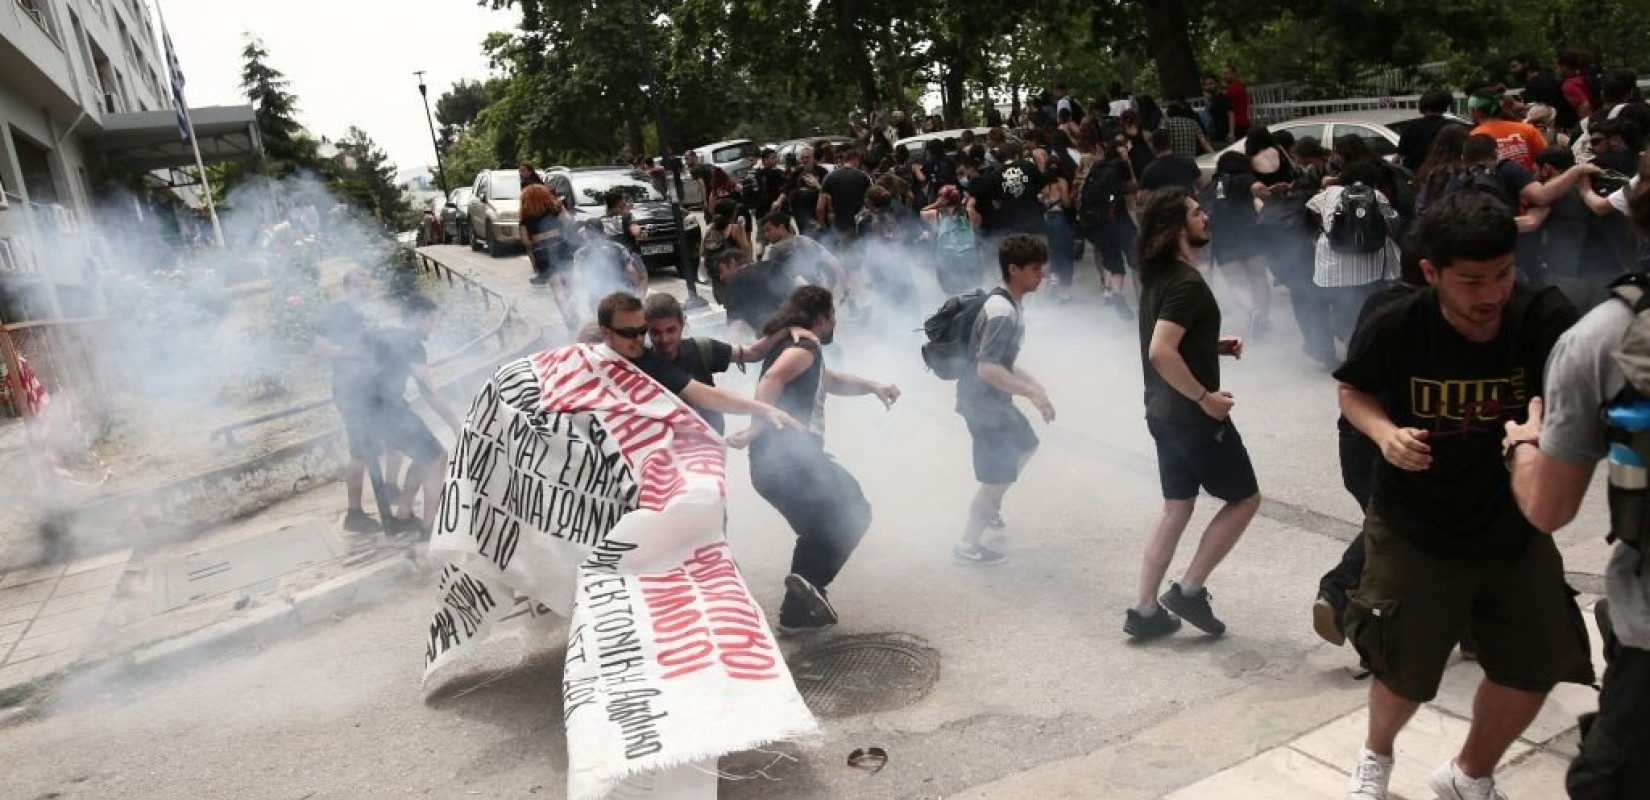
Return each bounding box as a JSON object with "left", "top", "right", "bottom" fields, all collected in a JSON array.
[{"left": 15, "top": 0, "right": 62, "bottom": 48}]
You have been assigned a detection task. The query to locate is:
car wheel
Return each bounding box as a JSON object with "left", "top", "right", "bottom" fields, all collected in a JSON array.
[{"left": 486, "top": 222, "right": 502, "bottom": 258}]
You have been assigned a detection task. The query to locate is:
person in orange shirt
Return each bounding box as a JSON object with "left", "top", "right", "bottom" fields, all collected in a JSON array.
[{"left": 1467, "top": 87, "right": 1547, "bottom": 171}]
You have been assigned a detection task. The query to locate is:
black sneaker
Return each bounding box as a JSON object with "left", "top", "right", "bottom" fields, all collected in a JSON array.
[
  {"left": 775, "top": 618, "right": 834, "bottom": 638},
  {"left": 1160, "top": 583, "right": 1227, "bottom": 636},
  {"left": 388, "top": 514, "right": 426, "bottom": 538},
  {"left": 1312, "top": 589, "right": 1347, "bottom": 646},
  {"left": 783, "top": 574, "right": 838, "bottom": 626},
  {"left": 1459, "top": 632, "right": 1478, "bottom": 661},
  {"left": 343, "top": 509, "right": 381, "bottom": 534},
  {"left": 1124, "top": 607, "right": 1182, "bottom": 640}
]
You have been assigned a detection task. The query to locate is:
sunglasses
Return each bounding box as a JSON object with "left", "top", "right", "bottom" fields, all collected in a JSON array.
[{"left": 605, "top": 325, "right": 648, "bottom": 339}]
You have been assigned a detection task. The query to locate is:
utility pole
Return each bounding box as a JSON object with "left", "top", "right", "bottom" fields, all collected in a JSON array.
[{"left": 414, "top": 71, "right": 448, "bottom": 200}]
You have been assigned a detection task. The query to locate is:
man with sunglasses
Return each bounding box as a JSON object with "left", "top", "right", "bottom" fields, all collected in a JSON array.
[{"left": 594, "top": 293, "right": 801, "bottom": 433}]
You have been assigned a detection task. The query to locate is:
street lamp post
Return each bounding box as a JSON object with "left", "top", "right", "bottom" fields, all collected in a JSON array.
[{"left": 414, "top": 71, "right": 449, "bottom": 200}]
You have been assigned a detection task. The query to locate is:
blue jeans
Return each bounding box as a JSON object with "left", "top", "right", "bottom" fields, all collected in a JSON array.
[{"left": 1045, "top": 212, "right": 1075, "bottom": 285}]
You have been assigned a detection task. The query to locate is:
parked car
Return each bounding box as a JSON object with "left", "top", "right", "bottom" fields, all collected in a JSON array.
[
  {"left": 1194, "top": 109, "right": 1470, "bottom": 179},
  {"left": 440, "top": 186, "right": 474, "bottom": 245},
  {"left": 773, "top": 135, "right": 855, "bottom": 166},
  {"left": 565, "top": 167, "right": 689, "bottom": 276},
  {"left": 895, "top": 127, "right": 1022, "bottom": 155},
  {"left": 690, "top": 139, "right": 760, "bottom": 181},
  {"left": 467, "top": 169, "right": 526, "bottom": 257}
]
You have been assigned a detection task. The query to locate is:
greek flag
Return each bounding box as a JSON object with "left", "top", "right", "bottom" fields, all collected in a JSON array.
[{"left": 163, "top": 29, "right": 191, "bottom": 141}]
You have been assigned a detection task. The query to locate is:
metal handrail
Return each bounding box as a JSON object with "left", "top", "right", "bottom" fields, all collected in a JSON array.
[{"left": 207, "top": 247, "right": 518, "bottom": 445}]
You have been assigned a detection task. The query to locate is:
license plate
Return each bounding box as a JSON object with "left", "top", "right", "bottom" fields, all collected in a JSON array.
[{"left": 642, "top": 243, "right": 674, "bottom": 255}]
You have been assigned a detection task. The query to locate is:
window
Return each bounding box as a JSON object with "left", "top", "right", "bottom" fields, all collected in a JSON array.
[
  {"left": 1331, "top": 124, "right": 1397, "bottom": 157},
  {"left": 16, "top": 0, "right": 60, "bottom": 44},
  {"left": 488, "top": 174, "right": 520, "bottom": 201},
  {"left": 571, "top": 173, "right": 665, "bottom": 207}
]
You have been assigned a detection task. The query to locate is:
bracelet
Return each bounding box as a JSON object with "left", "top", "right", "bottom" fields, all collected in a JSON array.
[
  {"left": 1194, "top": 390, "right": 1208, "bottom": 403},
  {"left": 1503, "top": 437, "right": 1540, "bottom": 465}
]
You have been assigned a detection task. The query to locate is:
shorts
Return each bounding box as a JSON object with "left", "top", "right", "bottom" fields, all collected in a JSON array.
[
  {"left": 1146, "top": 414, "right": 1259, "bottom": 502},
  {"left": 1080, "top": 218, "right": 1137, "bottom": 275},
  {"left": 370, "top": 403, "right": 446, "bottom": 464},
  {"left": 965, "top": 410, "right": 1040, "bottom": 485},
  {"left": 1346, "top": 508, "right": 1595, "bottom": 703},
  {"left": 335, "top": 395, "right": 376, "bottom": 460}
]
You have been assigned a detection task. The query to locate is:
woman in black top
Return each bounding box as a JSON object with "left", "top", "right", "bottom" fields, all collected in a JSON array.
[{"left": 519, "top": 184, "right": 577, "bottom": 326}]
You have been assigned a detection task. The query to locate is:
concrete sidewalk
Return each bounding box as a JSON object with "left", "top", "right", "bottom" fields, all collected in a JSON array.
[{"left": 0, "top": 481, "right": 423, "bottom": 712}]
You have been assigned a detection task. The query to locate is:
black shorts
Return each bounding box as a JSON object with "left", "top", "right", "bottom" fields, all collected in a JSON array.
[
  {"left": 370, "top": 404, "right": 445, "bottom": 464},
  {"left": 1146, "top": 414, "right": 1259, "bottom": 502},
  {"left": 965, "top": 410, "right": 1040, "bottom": 485},
  {"left": 1348, "top": 508, "right": 1595, "bottom": 702},
  {"left": 1080, "top": 218, "right": 1136, "bottom": 275}
]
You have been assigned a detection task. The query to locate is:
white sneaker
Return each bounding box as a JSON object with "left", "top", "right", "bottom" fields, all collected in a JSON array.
[
  {"left": 1428, "top": 759, "right": 1508, "bottom": 800},
  {"left": 1347, "top": 747, "right": 1393, "bottom": 799}
]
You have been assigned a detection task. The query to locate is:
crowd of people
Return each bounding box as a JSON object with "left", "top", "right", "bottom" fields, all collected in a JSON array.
[{"left": 350, "top": 53, "right": 1650, "bottom": 800}]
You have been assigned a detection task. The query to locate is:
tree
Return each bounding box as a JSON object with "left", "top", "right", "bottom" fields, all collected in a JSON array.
[
  {"left": 435, "top": 79, "right": 493, "bottom": 150},
  {"left": 328, "top": 127, "right": 409, "bottom": 224},
  {"left": 239, "top": 35, "right": 316, "bottom": 174}
]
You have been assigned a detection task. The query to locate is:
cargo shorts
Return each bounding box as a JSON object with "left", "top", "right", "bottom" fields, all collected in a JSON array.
[{"left": 1345, "top": 508, "right": 1596, "bottom": 703}]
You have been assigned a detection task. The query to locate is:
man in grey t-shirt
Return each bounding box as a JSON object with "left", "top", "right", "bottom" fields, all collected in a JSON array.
[
  {"left": 1506, "top": 289, "right": 1650, "bottom": 795},
  {"left": 952, "top": 235, "right": 1056, "bottom": 566}
]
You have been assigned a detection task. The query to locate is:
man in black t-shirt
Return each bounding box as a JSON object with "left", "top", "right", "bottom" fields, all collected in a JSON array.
[
  {"left": 784, "top": 147, "right": 829, "bottom": 238},
  {"left": 366, "top": 295, "right": 463, "bottom": 537},
  {"left": 1126, "top": 188, "right": 1259, "bottom": 643},
  {"left": 314, "top": 268, "right": 383, "bottom": 533},
  {"left": 594, "top": 292, "right": 799, "bottom": 434},
  {"left": 819, "top": 149, "right": 873, "bottom": 244},
  {"left": 642, "top": 293, "right": 810, "bottom": 434},
  {"left": 995, "top": 142, "right": 1046, "bottom": 236},
  {"left": 1396, "top": 90, "right": 1455, "bottom": 172},
  {"left": 724, "top": 286, "right": 899, "bottom": 636},
  {"left": 714, "top": 248, "right": 802, "bottom": 340},
  {"left": 1330, "top": 191, "right": 1590, "bottom": 800},
  {"left": 1202, "top": 75, "right": 1231, "bottom": 144},
  {"left": 1138, "top": 130, "right": 1203, "bottom": 206}
]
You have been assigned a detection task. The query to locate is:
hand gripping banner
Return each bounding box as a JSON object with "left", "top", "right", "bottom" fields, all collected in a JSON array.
[{"left": 422, "top": 343, "right": 816, "bottom": 800}]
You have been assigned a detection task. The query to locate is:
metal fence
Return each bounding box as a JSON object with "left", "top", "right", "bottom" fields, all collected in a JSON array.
[{"left": 0, "top": 317, "right": 114, "bottom": 421}]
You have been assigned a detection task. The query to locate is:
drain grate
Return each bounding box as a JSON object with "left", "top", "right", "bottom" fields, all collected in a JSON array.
[{"left": 788, "top": 633, "right": 940, "bottom": 718}]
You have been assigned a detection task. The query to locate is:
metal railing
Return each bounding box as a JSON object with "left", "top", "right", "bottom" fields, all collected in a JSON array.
[{"left": 206, "top": 247, "right": 517, "bottom": 446}]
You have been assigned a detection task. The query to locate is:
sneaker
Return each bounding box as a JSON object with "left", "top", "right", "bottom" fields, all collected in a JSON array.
[
  {"left": 1348, "top": 747, "right": 1394, "bottom": 799},
  {"left": 783, "top": 574, "right": 838, "bottom": 626},
  {"left": 775, "top": 618, "right": 835, "bottom": 638},
  {"left": 1459, "top": 633, "right": 1478, "bottom": 661},
  {"left": 342, "top": 509, "right": 381, "bottom": 534},
  {"left": 953, "top": 542, "right": 1008, "bottom": 566},
  {"left": 1160, "top": 583, "right": 1227, "bottom": 636},
  {"left": 1428, "top": 759, "right": 1507, "bottom": 800},
  {"left": 387, "top": 514, "right": 426, "bottom": 537},
  {"left": 1313, "top": 590, "right": 1347, "bottom": 646},
  {"left": 1124, "top": 607, "right": 1182, "bottom": 640},
  {"left": 987, "top": 513, "right": 1006, "bottom": 531}
]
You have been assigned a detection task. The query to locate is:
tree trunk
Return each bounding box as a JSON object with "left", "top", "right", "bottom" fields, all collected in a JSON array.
[
  {"left": 832, "top": 0, "right": 879, "bottom": 112},
  {"left": 942, "top": 54, "right": 966, "bottom": 125},
  {"left": 1138, "top": 0, "right": 1201, "bottom": 99}
]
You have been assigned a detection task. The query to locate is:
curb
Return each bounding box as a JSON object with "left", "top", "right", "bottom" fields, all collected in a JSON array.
[{"left": 0, "top": 553, "right": 421, "bottom": 719}]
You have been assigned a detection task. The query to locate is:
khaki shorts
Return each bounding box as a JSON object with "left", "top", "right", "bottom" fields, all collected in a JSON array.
[{"left": 1346, "top": 508, "right": 1595, "bottom": 702}]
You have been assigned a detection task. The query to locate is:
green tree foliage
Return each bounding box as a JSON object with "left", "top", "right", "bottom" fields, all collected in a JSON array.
[
  {"left": 327, "top": 127, "right": 410, "bottom": 224},
  {"left": 435, "top": 79, "right": 494, "bottom": 150},
  {"left": 239, "top": 35, "right": 316, "bottom": 173}
]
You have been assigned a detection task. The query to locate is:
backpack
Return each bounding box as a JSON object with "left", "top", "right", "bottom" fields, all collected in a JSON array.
[
  {"left": 936, "top": 209, "right": 977, "bottom": 258},
  {"left": 1202, "top": 172, "right": 1251, "bottom": 229},
  {"left": 920, "top": 288, "right": 1001, "bottom": 380},
  {"left": 1326, "top": 182, "right": 1389, "bottom": 255},
  {"left": 1447, "top": 163, "right": 1513, "bottom": 208},
  {"left": 1075, "top": 160, "right": 1124, "bottom": 227},
  {"left": 1604, "top": 274, "right": 1650, "bottom": 550}
]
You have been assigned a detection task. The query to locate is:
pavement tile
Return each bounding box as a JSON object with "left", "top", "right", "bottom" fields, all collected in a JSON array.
[
  {"left": 37, "top": 585, "right": 115, "bottom": 617},
  {"left": 0, "top": 564, "right": 63, "bottom": 589},
  {"left": 1496, "top": 751, "right": 1571, "bottom": 798},
  {"left": 1431, "top": 660, "right": 1600, "bottom": 746},
  {"left": 0, "top": 621, "right": 23, "bottom": 649},
  {"left": 27, "top": 606, "right": 104, "bottom": 637},
  {"left": 8, "top": 627, "right": 90, "bottom": 663},
  {"left": 63, "top": 549, "right": 131, "bottom": 576},
  {"left": 53, "top": 564, "right": 123, "bottom": 595},
  {"left": 1289, "top": 706, "right": 1533, "bottom": 800},
  {"left": 1163, "top": 746, "right": 1348, "bottom": 799},
  {"left": 0, "top": 603, "right": 38, "bottom": 626},
  {"left": 0, "top": 580, "right": 55, "bottom": 611}
]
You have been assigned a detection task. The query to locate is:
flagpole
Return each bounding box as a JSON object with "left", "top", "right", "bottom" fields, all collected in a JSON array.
[{"left": 153, "top": 0, "right": 225, "bottom": 248}]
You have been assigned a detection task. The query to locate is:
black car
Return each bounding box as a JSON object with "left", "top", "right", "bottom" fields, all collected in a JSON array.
[{"left": 566, "top": 168, "right": 688, "bottom": 276}]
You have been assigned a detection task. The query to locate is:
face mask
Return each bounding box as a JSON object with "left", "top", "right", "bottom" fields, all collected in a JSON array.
[{"left": 959, "top": 177, "right": 972, "bottom": 189}]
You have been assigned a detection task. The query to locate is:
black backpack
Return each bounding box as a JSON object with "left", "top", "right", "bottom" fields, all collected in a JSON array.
[
  {"left": 1202, "top": 172, "right": 1251, "bottom": 229},
  {"left": 1076, "top": 160, "right": 1124, "bottom": 227},
  {"left": 920, "top": 288, "right": 1001, "bottom": 380},
  {"left": 1446, "top": 163, "right": 1513, "bottom": 209},
  {"left": 1326, "top": 182, "right": 1389, "bottom": 255}
]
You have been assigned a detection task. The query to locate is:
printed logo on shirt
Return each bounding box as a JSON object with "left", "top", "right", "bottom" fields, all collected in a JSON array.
[
  {"left": 1492, "top": 135, "right": 1532, "bottom": 168},
  {"left": 1002, "top": 166, "right": 1030, "bottom": 199},
  {"left": 1409, "top": 369, "right": 1528, "bottom": 433}
]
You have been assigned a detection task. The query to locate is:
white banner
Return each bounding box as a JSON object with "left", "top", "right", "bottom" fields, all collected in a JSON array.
[{"left": 424, "top": 343, "right": 816, "bottom": 800}]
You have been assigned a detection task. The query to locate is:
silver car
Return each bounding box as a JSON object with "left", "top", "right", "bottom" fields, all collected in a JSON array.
[
  {"left": 467, "top": 170, "right": 525, "bottom": 258},
  {"left": 691, "top": 139, "right": 760, "bottom": 181},
  {"left": 1195, "top": 109, "right": 1470, "bottom": 178},
  {"left": 440, "top": 186, "right": 474, "bottom": 245}
]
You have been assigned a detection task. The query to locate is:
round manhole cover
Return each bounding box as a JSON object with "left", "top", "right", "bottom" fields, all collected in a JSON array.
[{"left": 789, "top": 633, "right": 939, "bottom": 718}]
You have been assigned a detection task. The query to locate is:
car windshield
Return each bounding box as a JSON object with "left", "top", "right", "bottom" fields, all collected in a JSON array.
[
  {"left": 571, "top": 173, "right": 665, "bottom": 207},
  {"left": 711, "top": 143, "right": 757, "bottom": 163},
  {"left": 489, "top": 175, "right": 520, "bottom": 201}
]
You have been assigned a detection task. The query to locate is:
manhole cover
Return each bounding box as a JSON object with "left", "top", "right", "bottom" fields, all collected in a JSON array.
[
  {"left": 152, "top": 520, "right": 344, "bottom": 613},
  {"left": 789, "top": 633, "right": 939, "bottom": 718}
]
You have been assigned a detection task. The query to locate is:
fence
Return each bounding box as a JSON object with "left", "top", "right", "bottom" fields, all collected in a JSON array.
[
  {"left": 0, "top": 316, "right": 114, "bottom": 421},
  {"left": 1243, "top": 78, "right": 1650, "bottom": 127}
]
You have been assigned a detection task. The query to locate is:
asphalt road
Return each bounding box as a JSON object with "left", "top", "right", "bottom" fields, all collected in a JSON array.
[{"left": 0, "top": 247, "right": 1612, "bottom": 799}]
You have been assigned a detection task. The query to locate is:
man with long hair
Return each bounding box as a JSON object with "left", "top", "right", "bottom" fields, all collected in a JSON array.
[
  {"left": 726, "top": 287, "right": 900, "bottom": 636},
  {"left": 1127, "top": 187, "right": 1260, "bottom": 641}
]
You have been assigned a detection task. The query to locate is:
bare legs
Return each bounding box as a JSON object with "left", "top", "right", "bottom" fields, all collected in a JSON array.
[{"left": 1135, "top": 494, "right": 1259, "bottom": 612}]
